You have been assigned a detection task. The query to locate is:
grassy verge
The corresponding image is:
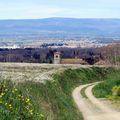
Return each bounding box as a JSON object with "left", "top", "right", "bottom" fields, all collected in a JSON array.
[
  {"left": 93, "top": 79, "right": 120, "bottom": 98},
  {"left": 80, "top": 85, "right": 91, "bottom": 98},
  {"left": 92, "top": 69, "right": 120, "bottom": 110},
  {"left": 93, "top": 69, "right": 120, "bottom": 98},
  {"left": 1, "top": 67, "right": 119, "bottom": 120},
  {"left": 17, "top": 67, "right": 116, "bottom": 120}
]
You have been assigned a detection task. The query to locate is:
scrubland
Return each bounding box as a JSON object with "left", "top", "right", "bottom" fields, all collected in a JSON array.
[{"left": 0, "top": 63, "right": 120, "bottom": 120}]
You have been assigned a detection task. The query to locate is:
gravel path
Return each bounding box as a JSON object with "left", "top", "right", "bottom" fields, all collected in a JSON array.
[{"left": 72, "top": 83, "right": 120, "bottom": 120}]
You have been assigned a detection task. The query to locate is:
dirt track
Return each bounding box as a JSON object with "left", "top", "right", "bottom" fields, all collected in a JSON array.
[{"left": 72, "top": 83, "right": 120, "bottom": 120}]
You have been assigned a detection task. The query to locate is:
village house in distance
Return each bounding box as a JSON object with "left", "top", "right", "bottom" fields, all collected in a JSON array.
[{"left": 54, "top": 52, "right": 87, "bottom": 64}]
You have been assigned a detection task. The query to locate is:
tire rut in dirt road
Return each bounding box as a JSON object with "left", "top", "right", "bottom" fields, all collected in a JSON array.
[{"left": 85, "top": 84, "right": 120, "bottom": 120}]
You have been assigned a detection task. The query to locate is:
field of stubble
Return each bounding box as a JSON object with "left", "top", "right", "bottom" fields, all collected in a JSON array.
[{"left": 0, "top": 63, "right": 87, "bottom": 83}]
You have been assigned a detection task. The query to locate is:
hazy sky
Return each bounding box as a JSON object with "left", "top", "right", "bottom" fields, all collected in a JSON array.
[{"left": 0, "top": 0, "right": 120, "bottom": 19}]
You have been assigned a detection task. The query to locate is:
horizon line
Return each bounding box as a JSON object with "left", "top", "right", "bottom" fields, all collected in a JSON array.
[{"left": 1, "top": 17, "right": 120, "bottom": 21}]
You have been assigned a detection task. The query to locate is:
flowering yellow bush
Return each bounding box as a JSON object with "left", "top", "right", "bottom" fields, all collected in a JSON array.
[
  {"left": 0, "top": 80, "right": 45, "bottom": 120},
  {"left": 112, "top": 85, "right": 120, "bottom": 96}
]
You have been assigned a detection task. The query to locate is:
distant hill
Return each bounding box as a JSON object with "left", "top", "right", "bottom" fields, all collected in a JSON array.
[{"left": 0, "top": 18, "right": 120, "bottom": 43}]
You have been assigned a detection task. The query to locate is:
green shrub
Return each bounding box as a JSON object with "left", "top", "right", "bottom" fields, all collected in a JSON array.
[
  {"left": 112, "top": 85, "right": 120, "bottom": 96},
  {"left": 1, "top": 67, "right": 117, "bottom": 120},
  {"left": 0, "top": 80, "right": 45, "bottom": 120},
  {"left": 93, "top": 79, "right": 120, "bottom": 98},
  {"left": 18, "top": 67, "right": 116, "bottom": 120}
]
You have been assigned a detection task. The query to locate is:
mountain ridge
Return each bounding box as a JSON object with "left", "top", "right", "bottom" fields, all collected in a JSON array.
[{"left": 0, "top": 18, "right": 120, "bottom": 43}]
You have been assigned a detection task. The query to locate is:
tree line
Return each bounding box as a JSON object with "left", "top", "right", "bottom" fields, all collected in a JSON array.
[{"left": 0, "top": 44, "right": 119, "bottom": 65}]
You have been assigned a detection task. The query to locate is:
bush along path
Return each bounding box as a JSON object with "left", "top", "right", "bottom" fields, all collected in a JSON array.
[
  {"left": 0, "top": 80, "right": 45, "bottom": 120},
  {"left": 0, "top": 67, "right": 120, "bottom": 120},
  {"left": 73, "top": 82, "right": 120, "bottom": 120}
]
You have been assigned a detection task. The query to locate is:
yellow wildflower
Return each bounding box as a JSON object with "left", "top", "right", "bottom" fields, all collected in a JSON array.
[
  {"left": 12, "top": 90, "right": 15, "bottom": 93},
  {"left": 14, "top": 88, "right": 18, "bottom": 91},
  {"left": 5, "top": 103, "right": 8, "bottom": 106},
  {"left": 29, "top": 109, "right": 33, "bottom": 115},
  {"left": 40, "top": 113, "right": 44, "bottom": 118},
  {"left": 26, "top": 98, "right": 30, "bottom": 103},
  {"left": 0, "top": 92, "right": 5, "bottom": 97},
  {"left": 9, "top": 104, "right": 12, "bottom": 109}
]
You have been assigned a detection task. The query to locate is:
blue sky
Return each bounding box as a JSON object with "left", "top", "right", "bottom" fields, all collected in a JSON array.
[{"left": 0, "top": 0, "right": 120, "bottom": 19}]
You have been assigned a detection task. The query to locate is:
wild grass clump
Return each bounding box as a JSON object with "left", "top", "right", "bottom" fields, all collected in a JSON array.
[
  {"left": 1, "top": 67, "right": 117, "bottom": 120},
  {"left": 93, "top": 68, "right": 120, "bottom": 98},
  {"left": 18, "top": 67, "right": 115, "bottom": 120},
  {"left": 0, "top": 80, "right": 45, "bottom": 120}
]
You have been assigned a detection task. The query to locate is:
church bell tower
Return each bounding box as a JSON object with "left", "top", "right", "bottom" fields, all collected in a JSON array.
[{"left": 54, "top": 52, "right": 61, "bottom": 64}]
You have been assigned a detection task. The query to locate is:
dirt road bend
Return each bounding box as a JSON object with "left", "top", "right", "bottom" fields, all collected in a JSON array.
[{"left": 72, "top": 83, "right": 120, "bottom": 120}]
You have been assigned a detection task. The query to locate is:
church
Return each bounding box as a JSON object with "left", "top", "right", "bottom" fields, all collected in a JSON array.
[{"left": 54, "top": 52, "right": 87, "bottom": 64}]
